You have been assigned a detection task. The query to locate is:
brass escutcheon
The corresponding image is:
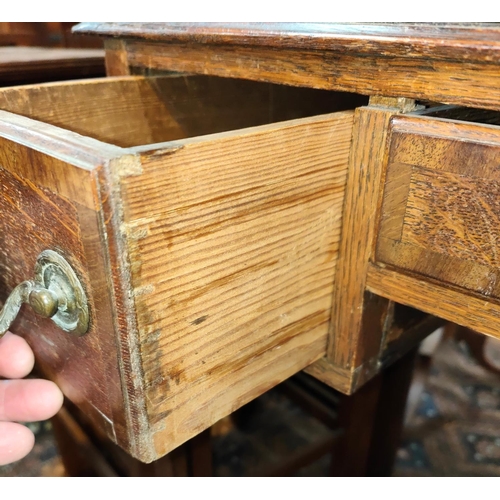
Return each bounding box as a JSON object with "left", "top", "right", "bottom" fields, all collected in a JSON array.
[{"left": 0, "top": 250, "right": 89, "bottom": 338}]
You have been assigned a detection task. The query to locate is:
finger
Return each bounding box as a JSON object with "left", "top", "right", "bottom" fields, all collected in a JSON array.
[
  {"left": 0, "top": 421, "right": 35, "bottom": 466},
  {"left": 0, "top": 332, "right": 35, "bottom": 379},
  {"left": 0, "top": 379, "right": 63, "bottom": 422}
]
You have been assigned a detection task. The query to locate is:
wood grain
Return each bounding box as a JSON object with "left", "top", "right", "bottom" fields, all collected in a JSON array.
[
  {"left": 308, "top": 101, "right": 443, "bottom": 395},
  {"left": 404, "top": 171, "right": 500, "bottom": 267},
  {"left": 119, "top": 112, "right": 354, "bottom": 456},
  {"left": 104, "top": 39, "right": 131, "bottom": 77},
  {"left": 75, "top": 23, "right": 500, "bottom": 63},
  {"left": 327, "top": 106, "right": 395, "bottom": 368},
  {"left": 303, "top": 358, "right": 354, "bottom": 395},
  {"left": 96, "top": 38, "right": 500, "bottom": 111},
  {"left": 306, "top": 303, "right": 441, "bottom": 395},
  {"left": 0, "top": 74, "right": 366, "bottom": 461},
  {"left": 0, "top": 75, "right": 364, "bottom": 149},
  {"left": 0, "top": 106, "right": 163, "bottom": 460},
  {"left": 0, "top": 117, "right": 127, "bottom": 447},
  {"left": 376, "top": 115, "right": 500, "bottom": 300},
  {"left": 0, "top": 110, "right": 121, "bottom": 208},
  {"left": 367, "top": 263, "right": 500, "bottom": 341}
]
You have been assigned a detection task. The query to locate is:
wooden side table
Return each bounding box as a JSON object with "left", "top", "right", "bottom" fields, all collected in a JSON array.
[{"left": 1, "top": 23, "right": 499, "bottom": 470}]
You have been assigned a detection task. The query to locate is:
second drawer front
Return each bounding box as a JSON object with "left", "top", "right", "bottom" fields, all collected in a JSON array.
[{"left": 376, "top": 115, "right": 500, "bottom": 299}]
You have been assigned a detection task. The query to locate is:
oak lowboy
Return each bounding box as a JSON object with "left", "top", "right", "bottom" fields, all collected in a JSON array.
[{"left": 2, "top": 22, "right": 500, "bottom": 463}]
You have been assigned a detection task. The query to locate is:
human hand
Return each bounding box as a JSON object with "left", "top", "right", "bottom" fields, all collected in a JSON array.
[{"left": 0, "top": 331, "right": 63, "bottom": 466}]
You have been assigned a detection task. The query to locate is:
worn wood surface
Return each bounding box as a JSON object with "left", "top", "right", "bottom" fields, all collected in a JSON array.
[
  {"left": 74, "top": 23, "right": 500, "bottom": 62},
  {"left": 377, "top": 116, "right": 500, "bottom": 301},
  {"left": 74, "top": 23, "right": 500, "bottom": 111},
  {"left": 306, "top": 100, "right": 443, "bottom": 395},
  {"left": 306, "top": 304, "right": 442, "bottom": 395},
  {"left": 0, "top": 106, "right": 165, "bottom": 461},
  {"left": 0, "top": 112, "right": 127, "bottom": 446},
  {"left": 0, "top": 75, "right": 362, "bottom": 460},
  {"left": 367, "top": 264, "right": 500, "bottom": 341},
  {"left": 327, "top": 106, "right": 395, "bottom": 368},
  {"left": 304, "top": 358, "right": 354, "bottom": 395},
  {"left": 104, "top": 39, "right": 132, "bottom": 76},
  {"left": 0, "top": 107, "right": 160, "bottom": 460},
  {"left": 0, "top": 76, "right": 280, "bottom": 147},
  {"left": 121, "top": 111, "right": 354, "bottom": 456},
  {"left": 0, "top": 47, "right": 105, "bottom": 86}
]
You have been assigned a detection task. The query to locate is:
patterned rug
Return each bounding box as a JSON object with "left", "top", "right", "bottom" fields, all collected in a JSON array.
[
  {"left": 0, "top": 420, "right": 64, "bottom": 477},
  {"left": 394, "top": 338, "right": 500, "bottom": 476},
  {"left": 1, "top": 337, "right": 500, "bottom": 476}
]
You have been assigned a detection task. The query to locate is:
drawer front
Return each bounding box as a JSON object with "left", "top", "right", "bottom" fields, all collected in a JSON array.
[
  {"left": 376, "top": 115, "right": 500, "bottom": 298},
  {"left": 0, "top": 75, "right": 356, "bottom": 461},
  {"left": 0, "top": 127, "right": 125, "bottom": 444},
  {"left": 370, "top": 115, "right": 500, "bottom": 341}
]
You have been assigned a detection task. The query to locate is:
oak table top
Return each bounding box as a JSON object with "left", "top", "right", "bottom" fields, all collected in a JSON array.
[{"left": 74, "top": 22, "right": 500, "bottom": 110}]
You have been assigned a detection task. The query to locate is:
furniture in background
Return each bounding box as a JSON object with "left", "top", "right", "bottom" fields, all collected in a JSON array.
[
  {"left": 0, "top": 23, "right": 101, "bottom": 49},
  {"left": 0, "top": 46, "right": 105, "bottom": 86},
  {"left": 0, "top": 23, "right": 105, "bottom": 87}
]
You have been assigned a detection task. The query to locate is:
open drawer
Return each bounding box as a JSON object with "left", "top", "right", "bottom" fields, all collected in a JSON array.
[
  {"left": 0, "top": 75, "right": 361, "bottom": 461},
  {"left": 371, "top": 110, "right": 500, "bottom": 342}
]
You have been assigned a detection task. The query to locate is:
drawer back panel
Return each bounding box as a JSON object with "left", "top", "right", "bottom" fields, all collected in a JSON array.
[{"left": 0, "top": 75, "right": 365, "bottom": 148}]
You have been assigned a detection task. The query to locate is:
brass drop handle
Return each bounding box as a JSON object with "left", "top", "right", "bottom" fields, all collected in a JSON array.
[{"left": 0, "top": 250, "right": 89, "bottom": 338}]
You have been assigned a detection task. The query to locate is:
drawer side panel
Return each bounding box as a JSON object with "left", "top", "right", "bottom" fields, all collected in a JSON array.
[{"left": 118, "top": 112, "right": 354, "bottom": 456}]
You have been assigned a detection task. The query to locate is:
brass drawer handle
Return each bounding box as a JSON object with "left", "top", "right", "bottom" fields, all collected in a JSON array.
[{"left": 0, "top": 250, "right": 89, "bottom": 338}]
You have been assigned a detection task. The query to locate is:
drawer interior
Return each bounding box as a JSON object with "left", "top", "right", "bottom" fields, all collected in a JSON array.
[
  {"left": 0, "top": 75, "right": 367, "bottom": 148},
  {"left": 413, "top": 104, "right": 500, "bottom": 125}
]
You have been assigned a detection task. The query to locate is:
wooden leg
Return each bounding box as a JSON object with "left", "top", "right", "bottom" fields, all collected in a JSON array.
[
  {"left": 187, "top": 428, "right": 213, "bottom": 477},
  {"left": 52, "top": 405, "right": 213, "bottom": 476},
  {"left": 331, "top": 373, "right": 383, "bottom": 477},
  {"left": 51, "top": 407, "right": 118, "bottom": 477},
  {"left": 332, "top": 348, "right": 418, "bottom": 477}
]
